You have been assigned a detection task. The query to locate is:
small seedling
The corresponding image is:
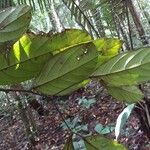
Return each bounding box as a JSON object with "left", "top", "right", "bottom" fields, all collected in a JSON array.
[{"left": 77, "top": 96, "right": 96, "bottom": 109}]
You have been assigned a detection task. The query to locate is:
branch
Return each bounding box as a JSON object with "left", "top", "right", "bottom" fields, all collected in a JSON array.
[
  {"left": 62, "top": 0, "right": 100, "bottom": 38},
  {"left": 0, "top": 88, "right": 42, "bottom": 96},
  {"left": 51, "top": 98, "right": 73, "bottom": 132},
  {"left": 125, "top": 0, "right": 134, "bottom": 50}
]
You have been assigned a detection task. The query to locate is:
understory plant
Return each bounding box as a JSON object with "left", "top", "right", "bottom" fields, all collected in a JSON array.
[{"left": 1, "top": 5, "right": 150, "bottom": 149}]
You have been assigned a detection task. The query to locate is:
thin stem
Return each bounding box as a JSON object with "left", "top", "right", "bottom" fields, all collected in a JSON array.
[
  {"left": 51, "top": 98, "right": 73, "bottom": 132},
  {"left": 0, "top": 88, "right": 43, "bottom": 96},
  {"left": 125, "top": 0, "right": 134, "bottom": 50},
  {"left": 62, "top": 0, "right": 100, "bottom": 38}
]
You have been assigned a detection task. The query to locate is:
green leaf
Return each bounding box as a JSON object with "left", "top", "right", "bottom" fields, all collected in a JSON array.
[
  {"left": 40, "top": 37, "right": 122, "bottom": 95},
  {"left": 73, "top": 139, "right": 86, "bottom": 150},
  {"left": 115, "top": 104, "right": 135, "bottom": 140},
  {"left": 44, "top": 31, "right": 122, "bottom": 57},
  {"left": 93, "top": 38, "right": 123, "bottom": 67},
  {"left": 106, "top": 86, "right": 143, "bottom": 103},
  {"left": 0, "top": 5, "right": 31, "bottom": 42},
  {"left": 63, "top": 136, "right": 74, "bottom": 150},
  {"left": 63, "top": 135, "right": 127, "bottom": 150},
  {"left": 93, "top": 38, "right": 122, "bottom": 56},
  {"left": 34, "top": 42, "right": 98, "bottom": 95},
  {"left": 0, "top": 28, "right": 122, "bottom": 86},
  {"left": 100, "top": 126, "right": 115, "bottom": 135},
  {"left": 92, "top": 48, "right": 150, "bottom": 86},
  {"left": 59, "top": 79, "right": 90, "bottom": 95},
  {"left": 78, "top": 96, "right": 96, "bottom": 109},
  {"left": 0, "top": 29, "right": 92, "bottom": 85},
  {"left": 94, "top": 123, "right": 103, "bottom": 134},
  {"left": 0, "top": 34, "right": 52, "bottom": 85},
  {"left": 46, "top": 29, "right": 92, "bottom": 54},
  {"left": 84, "top": 135, "right": 127, "bottom": 150},
  {"left": 94, "top": 123, "right": 114, "bottom": 135}
]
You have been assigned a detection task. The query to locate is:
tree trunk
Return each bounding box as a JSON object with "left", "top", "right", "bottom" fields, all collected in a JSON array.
[
  {"left": 135, "top": 83, "right": 150, "bottom": 139},
  {"left": 109, "top": 0, "right": 130, "bottom": 50},
  {"left": 0, "top": 0, "right": 14, "bottom": 8},
  {"left": 137, "top": 0, "right": 150, "bottom": 26},
  {"left": 128, "top": 0, "right": 148, "bottom": 45},
  {"left": 46, "top": 0, "right": 64, "bottom": 33}
]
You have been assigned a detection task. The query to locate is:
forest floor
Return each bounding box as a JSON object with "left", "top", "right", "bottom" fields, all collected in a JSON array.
[{"left": 0, "top": 81, "right": 150, "bottom": 150}]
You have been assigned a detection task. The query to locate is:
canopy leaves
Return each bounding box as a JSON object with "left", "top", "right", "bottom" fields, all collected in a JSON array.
[{"left": 0, "top": 5, "right": 31, "bottom": 42}]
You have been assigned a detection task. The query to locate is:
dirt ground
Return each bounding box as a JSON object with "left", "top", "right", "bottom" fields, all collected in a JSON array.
[{"left": 0, "top": 82, "right": 149, "bottom": 150}]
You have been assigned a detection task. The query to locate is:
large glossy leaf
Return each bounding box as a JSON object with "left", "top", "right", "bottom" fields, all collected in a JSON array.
[
  {"left": 0, "top": 29, "right": 92, "bottom": 85},
  {"left": 43, "top": 31, "right": 122, "bottom": 57},
  {"left": 0, "top": 35, "right": 52, "bottom": 85},
  {"left": 12, "top": 30, "right": 121, "bottom": 56},
  {"left": 38, "top": 37, "right": 122, "bottom": 95},
  {"left": 92, "top": 48, "right": 150, "bottom": 86},
  {"left": 115, "top": 104, "right": 135, "bottom": 140},
  {"left": 48, "top": 37, "right": 122, "bottom": 95},
  {"left": 84, "top": 135, "right": 127, "bottom": 150},
  {"left": 106, "top": 86, "right": 143, "bottom": 103},
  {"left": 0, "top": 28, "right": 122, "bottom": 86},
  {"left": 57, "top": 79, "right": 90, "bottom": 95},
  {"left": 0, "top": 5, "right": 31, "bottom": 42},
  {"left": 45, "top": 29, "right": 92, "bottom": 54},
  {"left": 41, "top": 30, "right": 122, "bottom": 57},
  {"left": 34, "top": 42, "right": 98, "bottom": 95}
]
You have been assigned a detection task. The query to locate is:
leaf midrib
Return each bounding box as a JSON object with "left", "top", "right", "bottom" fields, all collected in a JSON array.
[
  {"left": 0, "top": 37, "right": 93, "bottom": 71},
  {"left": 92, "top": 49, "right": 150, "bottom": 77},
  {"left": 34, "top": 55, "right": 97, "bottom": 89},
  {"left": 0, "top": 52, "right": 52, "bottom": 72}
]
